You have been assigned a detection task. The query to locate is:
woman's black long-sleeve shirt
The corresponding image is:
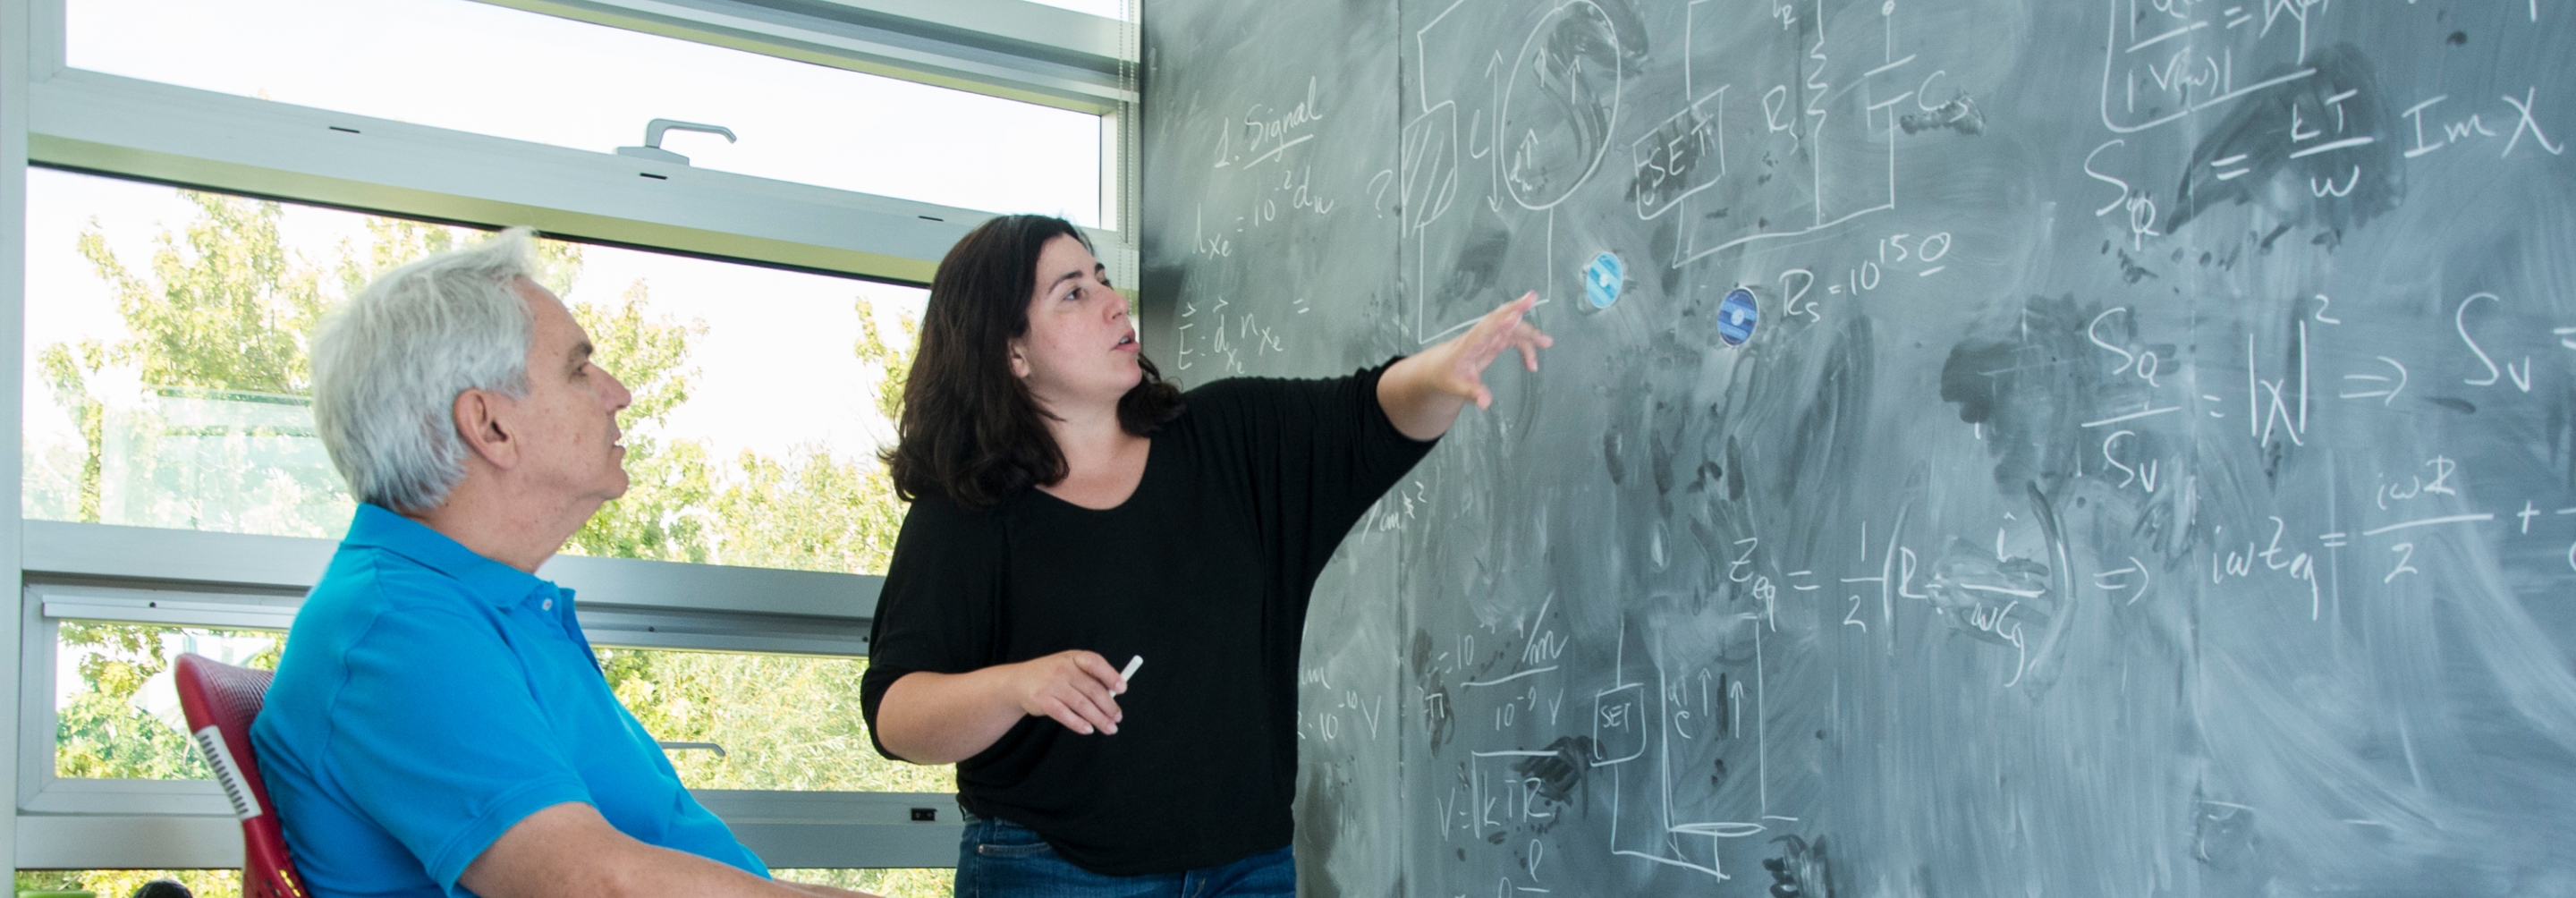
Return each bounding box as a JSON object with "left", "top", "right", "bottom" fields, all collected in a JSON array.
[{"left": 859, "top": 362, "right": 1436, "bottom": 876}]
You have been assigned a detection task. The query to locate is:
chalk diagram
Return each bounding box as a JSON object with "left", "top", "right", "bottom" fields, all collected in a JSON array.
[
  {"left": 1499, "top": 3, "right": 1623, "bottom": 212},
  {"left": 1399, "top": 0, "right": 1929, "bottom": 345},
  {"left": 1404, "top": 0, "right": 1628, "bottom": 345},
  {"left": 1667, "top": 0, "right": 1912, "bottom": 267},
  {"left": 2097, "top": 0, "right": 2323, "bottom": 137},
  {"left": 1398, "top": 0, "right": 1463, "bottom": 345},
  {"left": 1445, "top": 593, "right": 1792, "bottom": 887}
]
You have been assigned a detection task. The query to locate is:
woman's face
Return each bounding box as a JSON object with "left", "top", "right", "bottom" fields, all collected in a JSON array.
[{"left": 1010, "top": 233, "right": 1141, "bottom": 412}]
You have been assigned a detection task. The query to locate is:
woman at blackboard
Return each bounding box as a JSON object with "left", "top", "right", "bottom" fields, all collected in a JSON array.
[{"left": 860, "top": 214, "right": 1548, "bottom": 895}]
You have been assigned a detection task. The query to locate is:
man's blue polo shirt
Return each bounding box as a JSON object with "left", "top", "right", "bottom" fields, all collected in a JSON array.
[{"left": 250, "top": 504, "right": 767, "bottom": 897}]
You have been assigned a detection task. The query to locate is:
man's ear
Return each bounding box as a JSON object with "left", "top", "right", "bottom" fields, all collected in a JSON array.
[{"left": 453, "top": 389, "right": 520, "bottom": 470}]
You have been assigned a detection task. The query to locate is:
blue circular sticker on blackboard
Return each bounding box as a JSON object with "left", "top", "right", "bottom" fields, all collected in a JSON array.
[
  {"left": 1582, "top": 251, "right": 1623, "bottom": 309},
  {"left": 1716, "top": 287, "right": 1758, "bottom": 345}
]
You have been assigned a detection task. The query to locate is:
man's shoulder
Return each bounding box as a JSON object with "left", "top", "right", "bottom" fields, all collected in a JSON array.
[
  {"left": 259, "top": 543, "right": 523, "bottom": 747},
  {"left": 292, "top": 543, "right": 492, "bottom": 648},
  {"left": 258, "top": 546, "right": 488, "bottom": 743}
]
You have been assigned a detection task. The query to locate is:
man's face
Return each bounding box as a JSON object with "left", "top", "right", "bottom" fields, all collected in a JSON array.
[{"left": 509, "top": 277, "right": 632, "bottom": 506}]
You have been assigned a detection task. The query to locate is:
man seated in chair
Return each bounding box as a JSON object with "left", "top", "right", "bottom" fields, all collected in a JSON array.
[{"left": 250, "top": 229, "right": 872, "bottom": 898}]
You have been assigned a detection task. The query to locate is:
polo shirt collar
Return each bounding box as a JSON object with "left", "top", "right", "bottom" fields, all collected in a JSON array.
[{"left": 340, "top": 503, "right": 564, "bottom": 608}]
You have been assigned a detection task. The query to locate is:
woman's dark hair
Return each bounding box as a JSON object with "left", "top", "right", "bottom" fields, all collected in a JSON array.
[{"left": 884, "top": 215, "right": 1184, "bottom": 509}]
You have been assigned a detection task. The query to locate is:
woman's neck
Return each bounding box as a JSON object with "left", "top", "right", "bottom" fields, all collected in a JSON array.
[
  {"left": 1046, "top": 401, "right": 1142, "bottom": 472},
  {"left": 1037, "top": 396, "right": 1149, "bottom": 508}
]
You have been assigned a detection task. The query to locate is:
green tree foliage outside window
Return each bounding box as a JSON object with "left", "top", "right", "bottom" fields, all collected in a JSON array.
[
  {"left": 599, "top": 648, "right": 953, "bottom": 793},
  {"left": 16, "top": 868, "right": 241, "bottom": 898},
  {"left": 38, "top": 189, "right": 917, "bottom": 572},
  {"left": 53, "top": 622, "right": 279, "bottom": 780}
]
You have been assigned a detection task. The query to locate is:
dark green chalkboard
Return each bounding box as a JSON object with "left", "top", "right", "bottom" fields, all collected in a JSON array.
[{"left": 1142, "top": 2, "right": 2576, "bottom": 894}]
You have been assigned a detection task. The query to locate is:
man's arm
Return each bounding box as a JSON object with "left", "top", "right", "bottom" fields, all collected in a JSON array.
[{"left": 460, "top": 802, "right": 877, "bottom": 898}]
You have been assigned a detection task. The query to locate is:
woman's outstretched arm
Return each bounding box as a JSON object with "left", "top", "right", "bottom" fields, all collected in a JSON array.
[{"left": 1377, "top": 292, "right": 1554, "bottom": 441}]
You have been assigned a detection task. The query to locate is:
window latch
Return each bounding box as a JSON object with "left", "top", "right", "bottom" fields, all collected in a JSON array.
[{"left": 617, "top": 119, "right": 736, "bottom": 165}]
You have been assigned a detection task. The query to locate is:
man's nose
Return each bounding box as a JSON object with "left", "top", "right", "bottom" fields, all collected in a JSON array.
[{"left": 600, "top": 368, "right": 635, "bottom": 411}]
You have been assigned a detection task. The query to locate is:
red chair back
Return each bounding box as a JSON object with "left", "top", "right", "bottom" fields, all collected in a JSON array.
[{"left": 172, "top": 653, "right": 309, "bottom": 898}]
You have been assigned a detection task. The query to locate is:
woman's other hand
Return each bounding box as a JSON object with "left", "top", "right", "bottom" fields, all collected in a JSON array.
[
  {"left": 1008, "top": 650, "right": 1128, "bottom": 735},
  {"left": 876, "top": 650, "right": 1129, "bottom": 763}
]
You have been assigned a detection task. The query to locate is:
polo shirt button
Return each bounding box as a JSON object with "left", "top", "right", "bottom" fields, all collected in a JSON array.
[{"left": 542, "top": 598, "right": 553, "bottom": 611}]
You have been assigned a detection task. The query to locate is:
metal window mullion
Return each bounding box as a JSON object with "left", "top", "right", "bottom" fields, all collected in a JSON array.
[
  {"left": 3, "top": 0, "right": 36, "bottom": 884},
  {"left": 1117, "top": 0, "right": 1140, "bottom": 235},
  {"left": 24, "top": 522, "right": 882, "bottom": 628},
  {"left": 25, "top": 0, "right": 61, "bottom": 80},
  {"left": 18, "top": 790, "right": 961, "bottom": 869},
  {"left": 29, "top": 71, "right": 979, "bottom": 283},
  {"left": 22, "top": 538, "right": 882, "bottom": 657},
  {"left": 14, "top": 590, "right": 55, "bottom": 814},
  {"left": 1081, "top": 2, "right": 1140, "bottom": 328},
  {"left": 30, "top": 587, "right": 875, "bottom": 657},
  {"left": 27, "top": 521, "right": 335, "bottom": 592},
  {"left": 470, "top": 0, "right": 1134, "bottom": 113}
]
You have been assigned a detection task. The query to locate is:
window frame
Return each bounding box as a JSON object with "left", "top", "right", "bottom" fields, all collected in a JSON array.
[
  {"left": 470, "top": 0, "right": 1140, "bottom": 117},
  {"left": 5, "top": 0, "right": 1141, "bottom": 876},
  {"left": 20, "top": 577, "right": 939, "bottom": 869}
]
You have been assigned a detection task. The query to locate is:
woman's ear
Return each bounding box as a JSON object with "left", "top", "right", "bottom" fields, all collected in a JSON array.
[
  {"left": 453, "top": 388, "right": 520, "bottom": 470},
  {"left": 1006, "top": 338, "right": 1032, "bottom": 379}
]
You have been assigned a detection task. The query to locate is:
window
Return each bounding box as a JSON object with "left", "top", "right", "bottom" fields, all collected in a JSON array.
[
  {"left": 599, "top": 648, "right": 953, "bottom": 792},
  {"left": 40, "top": 627, "right": 958, "bottom": 896},
  {"left": 30, "top": 589, "right": 950, "bottom": 889},
  {"left": 54, "top": 622, "right": 279, "bottom": 781},
  {"left": 14, "top": 0, "right": 1125, "bottom": 879},
  {"left": 776, "top": 868, "right": 956, "bottom": 898},
  {"left": 26, "top": 167, "right": 923, "bottom": 574},
  {"left": 67, "top": 0, "right": 1106, "bottom": 224},
  {"left": 15, "top": 869, "right": 241, "bottom": 898},
  {"left": 23, "top": 167, "right": 949, "bottom": 871},
  {"left": 48, "top": 624, "right": 947, "bottom": 790}
]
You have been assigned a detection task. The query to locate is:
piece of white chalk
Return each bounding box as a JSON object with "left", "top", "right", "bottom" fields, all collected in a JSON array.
[{"left": 1120, "top": 655, "right": 1145, "bottom": 684}]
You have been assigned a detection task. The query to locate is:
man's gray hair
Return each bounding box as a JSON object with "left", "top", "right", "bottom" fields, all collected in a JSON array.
[{"left": 312, "top": 227, "right": 540, "bottom": 512}]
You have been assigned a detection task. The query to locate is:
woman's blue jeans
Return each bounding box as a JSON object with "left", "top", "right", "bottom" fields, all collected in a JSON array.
[{"left": 953, "top": 813, "right": 1294, "bottom": 898}]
